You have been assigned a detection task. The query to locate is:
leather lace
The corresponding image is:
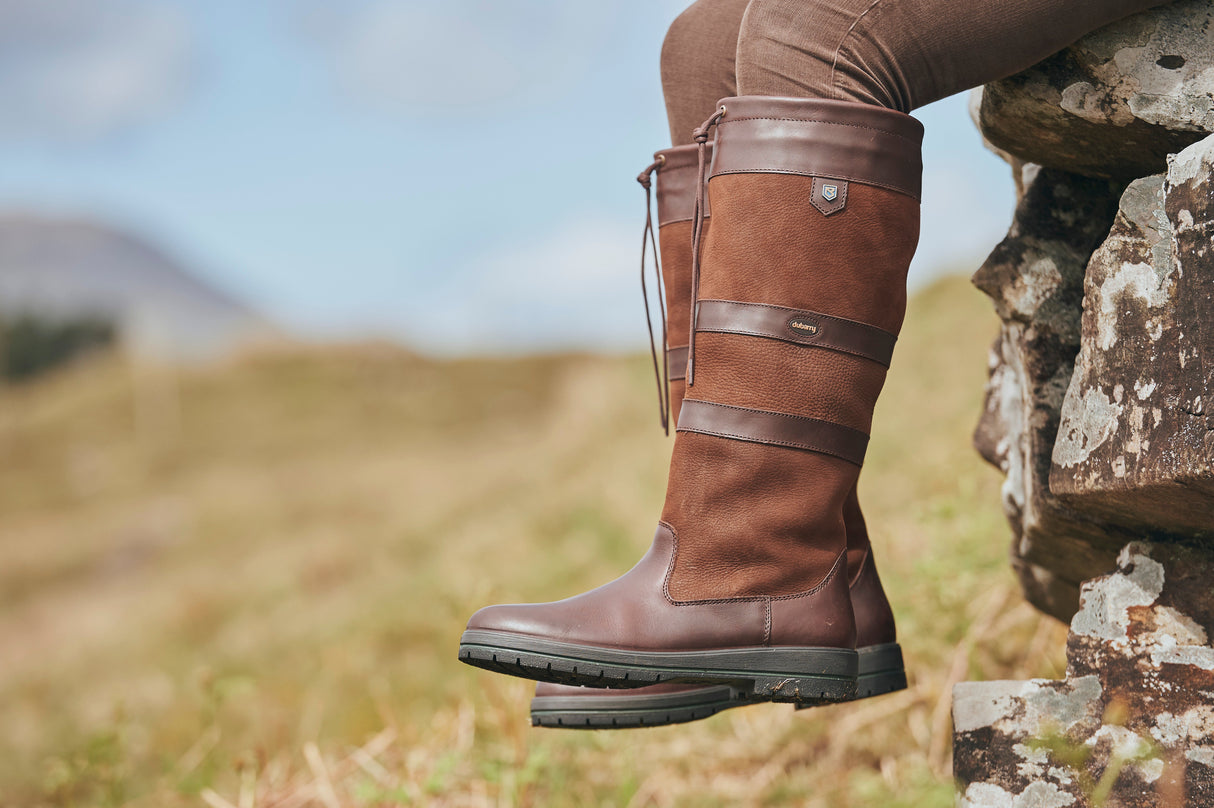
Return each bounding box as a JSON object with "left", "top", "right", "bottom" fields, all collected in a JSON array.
[
  {"left": 637, "top": 154, "right": 670, "bottom": 434},
  {"left": 688, "top": 105, "right": 726, "bottom": 387}
]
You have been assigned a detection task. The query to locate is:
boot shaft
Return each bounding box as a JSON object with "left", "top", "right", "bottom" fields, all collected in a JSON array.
[{"left": 662, "top": 96, "right": 923, "bottom": 606}]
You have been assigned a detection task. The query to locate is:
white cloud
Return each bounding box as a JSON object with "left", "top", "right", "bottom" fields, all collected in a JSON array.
[
  {"left": 403, "top": 216, "right": 655, "bottom": 354},
  {"left": 0, "top": 0, "right": 193, "bottom": 142},
  {"left": 299, "top": 0, "right": 620, "bottom": 111}
]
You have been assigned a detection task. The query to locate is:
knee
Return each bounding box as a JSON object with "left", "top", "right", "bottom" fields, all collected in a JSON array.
[
  {"left": 734, "top": 0, "right": 833, "bottom": 97},
  {"left": 736, "top": 0, "right": 906, "bottom": 110}
]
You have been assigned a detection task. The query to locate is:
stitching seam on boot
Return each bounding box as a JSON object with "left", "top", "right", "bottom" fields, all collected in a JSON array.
[
  {"left": 708, "top": 169, "right": 919, "bottom": 199},
  {"left": 659, "top": 519, "right": 782, "bottom": 608},
  {"left": 717, "top": 117, "right": 921, "bottom": 145},
  {"left": 659, "top": 520, "right": 849, "bottom": 606}
]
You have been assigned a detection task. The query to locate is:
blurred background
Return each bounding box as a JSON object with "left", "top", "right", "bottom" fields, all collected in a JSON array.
[
  {"left": 1, "top": 0, "right": 1014, "bottom": 360},
  {"left": 0, "top": 2, "right": 1063, "bottom": 807}
]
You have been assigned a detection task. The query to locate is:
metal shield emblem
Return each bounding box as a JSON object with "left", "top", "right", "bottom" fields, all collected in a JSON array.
[{"left": 822, "top": 184, "right": 838, "bottom": 202}]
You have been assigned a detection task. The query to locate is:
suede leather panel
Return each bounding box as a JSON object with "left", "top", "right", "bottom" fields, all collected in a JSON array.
[
  {"left": 691, "top": 332, "right": 887, "bottom": 432},
  {"left": 665, "top": 169, "right": 915, "bottom": 605},
  {"left": 662, "top": 432, "right": 854, "bottom": 600},
  {"left": 660, "top": 219, "right": 696, "bottom": 367},
  {"left": 698, "top": 175, "right": 918, "bottom": 334}
]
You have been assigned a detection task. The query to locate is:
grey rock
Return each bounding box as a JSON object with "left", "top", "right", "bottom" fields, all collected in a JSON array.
[
  {"left": 954, "top": 543, "right": 1214, "bottom": 807},
  {"left": 1049, "top": 134, "right": 1214, "bottom": 537},
  {"left": 971, "top": 168, "right": 1129, "bottom": 621},
  {"left": 977, "top": 0, "right": 1214, "bottom": 179},
  {"left": 961, "top": 5, "right": 1214, "bottom": 802}
]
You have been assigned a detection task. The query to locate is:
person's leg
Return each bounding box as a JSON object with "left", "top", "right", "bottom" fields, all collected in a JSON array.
[
  {"left": 735, "top": 0, "right": 1169, "bottom": 110},
  {"left": 660, "top": 0, "right": 751, "bottom": 145}
]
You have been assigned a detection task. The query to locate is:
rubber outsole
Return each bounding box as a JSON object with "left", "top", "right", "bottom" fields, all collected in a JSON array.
[
  {"left": 795, "top": 642, "right": 906, "bottom": 709},
  {"left": 528, "top": 642, "right": 907, "bottom": 729},
  {"left": 459, "top": 629, "right": 858, "bottom": 704},
  {"left": 530, "top": 685, "right": 750, "bottom": 729}
]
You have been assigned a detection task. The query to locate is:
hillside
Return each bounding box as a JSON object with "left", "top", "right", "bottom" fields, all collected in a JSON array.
[
  {"left": 0, "top": 214, "right": 274, "bottom": 359},
  {"left": 0, "top": 275, "right": 1068, "bottom": 807}
]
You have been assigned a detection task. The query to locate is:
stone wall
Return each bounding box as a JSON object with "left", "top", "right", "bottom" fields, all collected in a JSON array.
[
  {"left": 1050, "top": 146, "right": 1214, "bottom": 538},
  {"left": 957, "top": 1, "right": 1214, "bottom": 803},
  {"left": 970, "top": 0, "right": 1214, "bottom": 622},
  {"left": 955, "top": 543, "right": 1214, "bottom": 807}
]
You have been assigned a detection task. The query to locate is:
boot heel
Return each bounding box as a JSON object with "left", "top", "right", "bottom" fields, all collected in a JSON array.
[
  {"left": 856, "top": 642, "right": 907, "bottom": 698},
  {"left": 683, "top": 646, "right": 859, "bottom": 705},
  {"left": 792, "top": 642, "right": 907, "bottom": 710}
]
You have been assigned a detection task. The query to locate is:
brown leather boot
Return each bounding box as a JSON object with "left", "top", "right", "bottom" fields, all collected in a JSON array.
[
  {"left": 529, "top": 142, "right": 906, "bottom": 729},
  {"left": 460, "top": 96, "right": 922, "bottom": 706}
]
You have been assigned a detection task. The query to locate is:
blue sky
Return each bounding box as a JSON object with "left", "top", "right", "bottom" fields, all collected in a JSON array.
[{"left": 0, "top": 0, "right": 1015, "bottom": 355}]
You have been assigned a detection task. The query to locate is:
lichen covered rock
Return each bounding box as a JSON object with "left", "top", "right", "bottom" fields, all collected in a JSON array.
[
  {"left": 1050, "top": 134, "right": 1214, "bottom": 536},
  {"left": 976, "top": 0, "right": 1214, "bottom": 179},
  {"left": 961, "top": 3, "right": 1214, "bottom": 802},
  {"left": 954, "top": 543, "right": 1214, "bottom": 807},
  {"left": 971, "top": 168, "right": 1127, "bottom": 620}
]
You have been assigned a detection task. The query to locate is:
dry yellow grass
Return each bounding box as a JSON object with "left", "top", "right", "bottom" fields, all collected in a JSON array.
[{"left": 0, "top": 275, "right": 1067, "bottom": 807}]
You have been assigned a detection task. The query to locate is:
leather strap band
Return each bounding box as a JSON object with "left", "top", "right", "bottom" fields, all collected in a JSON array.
[
  {"left": 695, "top": 300, "right": 896, "bottom": 367},
  {"left": 655, "top": 144, "right": 711, "bottom": 226},
  {"left": 678, "top": 399, "right": 869, "bottom": 466},
  {"left": 666, "top": 345, "right": 689, "bottom": 382},
  {"left": 708, "top": 96, "right": 923, "bottom": 201}
]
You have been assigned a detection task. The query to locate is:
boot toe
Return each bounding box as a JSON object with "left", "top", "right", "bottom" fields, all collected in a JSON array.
[{"left": 464, "top": 600, "right": 579, "bottom": 642}]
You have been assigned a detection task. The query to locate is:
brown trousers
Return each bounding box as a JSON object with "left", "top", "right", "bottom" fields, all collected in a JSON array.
[{"left": 661, "top": 0, "right": 1169, "bottom": 145}]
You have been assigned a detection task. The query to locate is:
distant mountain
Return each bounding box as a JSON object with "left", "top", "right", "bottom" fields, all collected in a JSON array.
[{"left": 0, "top": 213, "right": 277, "bottom": 359}]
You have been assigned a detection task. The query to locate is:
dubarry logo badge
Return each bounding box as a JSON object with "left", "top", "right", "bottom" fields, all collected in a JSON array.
[
  {"left": 821, "top": 184, "right": 839, "bottom": 202},
  {"left": 788, "top": 317, "right": 819, "bottom": 337}
]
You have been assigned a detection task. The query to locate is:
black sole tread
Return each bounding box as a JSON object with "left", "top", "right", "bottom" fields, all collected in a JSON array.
[
  {"left": 459, "top": 640, "right": 857, "bottom": 704},
  {"left": 523, "top": 643, "right": 909, "bottom": 729}
]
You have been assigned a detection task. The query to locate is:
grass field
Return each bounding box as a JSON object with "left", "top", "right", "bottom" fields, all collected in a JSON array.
[{"left": 0, "top": 275, "right": 1069, "bottom": 807}]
